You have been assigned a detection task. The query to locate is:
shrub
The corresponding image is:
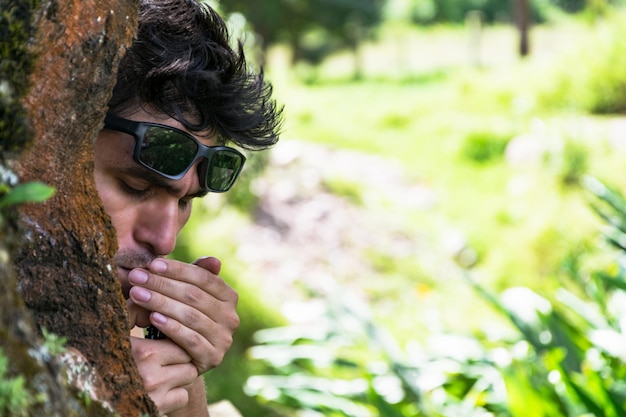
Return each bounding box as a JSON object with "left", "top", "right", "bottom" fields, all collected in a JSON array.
[
  {"left": 537, "top": 12, "right": 626, "bottom": 114},
  {"left": 460, "top": 131, "right": 510, "bottom": 164},
  {"left": 244, "top": 176, "right": 626, "bottom": 417}
]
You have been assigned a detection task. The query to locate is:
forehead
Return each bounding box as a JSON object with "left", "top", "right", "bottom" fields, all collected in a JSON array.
[
  {"left": 118, "top": 109, "right": 206, "bottom": 138},
  {"left": 115, "top": 106, "right": 218, "bottom": 143}
]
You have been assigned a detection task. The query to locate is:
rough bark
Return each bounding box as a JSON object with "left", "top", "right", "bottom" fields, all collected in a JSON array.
[{"left": 1, "top": 0, "right": 159, "bottom": 415}]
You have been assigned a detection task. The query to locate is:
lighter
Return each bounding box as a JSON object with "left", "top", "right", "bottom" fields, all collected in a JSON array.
[{"left": 145, "top": 325, "right": 167, "bottom": 340}]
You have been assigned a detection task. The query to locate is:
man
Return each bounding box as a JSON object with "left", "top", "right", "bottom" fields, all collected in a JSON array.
[{"left": 94, "top": 0, "right": 282, "bottom": 415}]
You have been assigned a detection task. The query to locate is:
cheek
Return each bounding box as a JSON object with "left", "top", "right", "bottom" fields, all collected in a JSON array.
[
  {"left": 99, "top": 189, "right": 136, "bottom": 245},
  {"left": 178, "top": 207, "right": 192, "bottom": 232},
  {"left": 93, "top": 171, "right": 135, "bottom": 246}
]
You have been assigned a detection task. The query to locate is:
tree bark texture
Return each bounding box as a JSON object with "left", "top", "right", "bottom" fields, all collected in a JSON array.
[{"left": 2, "top": 0, "right": 159, "bottom": 415}]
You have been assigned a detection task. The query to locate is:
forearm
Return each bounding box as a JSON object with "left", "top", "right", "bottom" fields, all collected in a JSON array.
[{"left": 168, "top": 376, "right": 209, "bottom": 417}]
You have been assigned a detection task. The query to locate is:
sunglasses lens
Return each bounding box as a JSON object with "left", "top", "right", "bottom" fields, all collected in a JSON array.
[
  {"left": 207, "top": 150, "right": 244, "bottom": 191},
  {"left": 140, "top": 126, "right": 198, "bottom": 176}
]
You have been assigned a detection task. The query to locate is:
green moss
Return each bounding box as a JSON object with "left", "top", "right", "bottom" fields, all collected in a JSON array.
[
  {"left": 0, "top": 347, "right": 31, "bottom": 417},
  {"left": 0, "top": 0, "right": 39, "bottom": 153}
]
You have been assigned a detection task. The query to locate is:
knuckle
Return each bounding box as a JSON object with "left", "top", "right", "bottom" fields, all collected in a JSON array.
[
  {"left": 131, "top": 343, "right": 155, "bottom": 362},
  {"left": 184, "top": 308, "right": 202, "bottom": 326},
  {"left": 228, "top": 313, "right": 240, "bottom": 331},
  {"left": 169, "top": 388, "right": 189, "bottom": 409},
  {"left": 152, "top": 273, "right": 167, "bottom": 292},
  {"left": 213, "top": 331, "right": 233, "bottom": 352},
  {"left": 166, "top": 319, "right": 182, "bottom": 336},
  {"left": 183, "top": 286, "right": 203, "bottom": 305},
  {"left": 141, "top": 373, "right": 160, "bottom": 392},
  {"left": 188, "top": 331, "right": 204, "bottom": 349},
  {"left": 222, "top": 333, "right": 234, "bottom": 350},
  {"left": 204, "top": 349, "right": 225, "bottom": 370},
  {"left": 154, "top": 294, "right": 167, "bottom": 311}
]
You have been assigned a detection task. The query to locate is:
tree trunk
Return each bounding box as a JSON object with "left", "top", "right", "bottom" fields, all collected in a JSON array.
[
  {"left": 1, "top": 0, "right": 159, "bottom": 415},
  {"left": 514, "top": 0, "right": 531, "bottom": 57}
]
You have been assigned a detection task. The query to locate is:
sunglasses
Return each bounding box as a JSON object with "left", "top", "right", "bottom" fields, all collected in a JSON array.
[{"left": 103, "top": 114, "right": 245, "bottom": 192}]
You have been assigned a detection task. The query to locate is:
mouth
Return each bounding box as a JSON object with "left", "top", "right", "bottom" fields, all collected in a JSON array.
[{"left": 113, "top": 249, "right": 155, "bottom": 299}]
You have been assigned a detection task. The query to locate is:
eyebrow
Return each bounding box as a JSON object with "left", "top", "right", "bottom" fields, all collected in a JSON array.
[{"left": 119, "top": 165, "right": 210, "bottom": 199}]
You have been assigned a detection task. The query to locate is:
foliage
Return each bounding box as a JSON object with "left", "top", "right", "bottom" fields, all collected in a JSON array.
[
  {"left": 219, "top": 0, "right": 385, "bottom": 67},
  {"left": 402, "top": 0, "right": 546, "bottom": 24},
  {"left": 460, "top": 130, "right": 510, "bottom": 164},
  {"left": 174, "top": 11, "right": 626, "bottom": 417},
  {"left": 535, "top": 11, "right": 626, "bottom": 114},
  {"left": 0, "top": 181, "right": 55, "bottom": 208},
  {"left": 0, "top": 0, "right": 38, "bottom": 151},
  {"left": 40, "top": 328, "right": 67, "bottom": 357},
  {"left": 224, "top": 151, "right": 269, "bottom": 212},
  {"left": 0, "top": 178, "right": 56, "bottom": 224},
  {"left": 244, "top": 177, "right": 626, "bottom": 416},
  {"left": 0, "top": 348, "right": 31, "bottom": 417}
]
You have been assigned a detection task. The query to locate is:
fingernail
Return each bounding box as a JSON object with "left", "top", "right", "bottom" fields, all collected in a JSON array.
[
  {"left": 152, "top": 312, "right": 167, "bottom": 324},
  {"left": 129, "top": 269, "right": 148, "bottom": 284},
  {"left": 151, "top": 259, "right": 167, "bottom": 273},
  {"left": 131, "top": 287, "right": 151, "bottom": 302}
]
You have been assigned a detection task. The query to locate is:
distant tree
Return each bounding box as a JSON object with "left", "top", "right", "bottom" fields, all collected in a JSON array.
[
  {"left": 218, "top": 0, "right": 305, "bottom": 65},
  {"left": 514, "top": 0, "right": 531, "bottom": 56},
  {"left": 221, "top": 0, "right": 384, "bottom": 71},
  {"left": 299, "top": 0, "right": 384, "bottom": 72}
]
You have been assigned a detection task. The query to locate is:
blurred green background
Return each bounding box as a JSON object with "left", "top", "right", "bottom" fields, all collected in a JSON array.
[{"left": 172, "top": 1, "right": 626, "bottom": 415}]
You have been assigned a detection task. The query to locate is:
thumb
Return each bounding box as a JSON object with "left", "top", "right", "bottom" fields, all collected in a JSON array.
[
  {"left": 126, "top": 299, "right": 151, "bottom": 328},
  {"left": 193, "top": 256, "right": 221, "bottom": 275}
]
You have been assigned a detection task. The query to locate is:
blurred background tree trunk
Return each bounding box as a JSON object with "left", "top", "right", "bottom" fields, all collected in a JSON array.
[
  {"left": 1, "top": 0, "right": 159, "bottom": 415},
  {"left": 514, "top": 0, "right": 531, "bottom": 56}
]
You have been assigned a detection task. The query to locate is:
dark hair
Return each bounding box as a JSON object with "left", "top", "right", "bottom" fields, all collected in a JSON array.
[{"left": 107, "top": 0, "right": 282, "bottom": 150}]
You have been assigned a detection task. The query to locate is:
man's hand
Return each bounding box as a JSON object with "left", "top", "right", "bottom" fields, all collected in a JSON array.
[
  {"left": 130, "top": 337, "right": 199, "bottom": 414},
  {"left": 127, "top": 256, "right": 240, "bottom": 374}
]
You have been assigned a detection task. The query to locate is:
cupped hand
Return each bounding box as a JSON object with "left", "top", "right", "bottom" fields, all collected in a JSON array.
[
  {"left": 127, "top": 256, "right": 239, "bottom": 374},
  {"left": 131, "top": 337, "right": 198, "bottom": 414}
]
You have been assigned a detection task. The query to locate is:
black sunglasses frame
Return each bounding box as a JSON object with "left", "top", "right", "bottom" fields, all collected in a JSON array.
[{"left": 103, "top": 113, "right": 245, "bottom": 193}]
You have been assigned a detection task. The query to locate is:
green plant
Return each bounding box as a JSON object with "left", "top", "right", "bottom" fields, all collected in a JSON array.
[
  {"left": 0, "top": 180, "right": 55, "bottom": 208},
  {"left": 224, "top": 151, "right": 269, "bottom": 212},
  {"left": 41, "top": 327, "right": 67, "bottom": 356},
  {"left": 536, "top": 12, "right": 626, "bottom": 114},
  {"left": 460, "top": 131, "right": 510, "bottom": 164},
  {"left": 244, "top": 176, "right": 626, "bottom": 417},
  {"left": 245, "top": 283, "right": 509, "bottom": 417},
  {"left": 0, "top": 179, "right": 55, "bottom": 226},
  {"left": 0, "top": 348, "right": 31, "bottom": 417}
]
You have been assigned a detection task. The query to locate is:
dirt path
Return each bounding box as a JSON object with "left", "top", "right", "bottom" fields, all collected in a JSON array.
[{"left": 233, "top": 140, "right": 461, "bottom": 311}]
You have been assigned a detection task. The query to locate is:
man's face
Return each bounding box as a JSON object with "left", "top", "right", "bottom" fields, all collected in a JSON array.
[{"left": 94, "top": 109, "right": 216, "bottom": 298}]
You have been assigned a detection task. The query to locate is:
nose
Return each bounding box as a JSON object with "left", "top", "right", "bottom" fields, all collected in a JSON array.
[{"left": 133, "top": 199, "right": 179, "bottom": 256}]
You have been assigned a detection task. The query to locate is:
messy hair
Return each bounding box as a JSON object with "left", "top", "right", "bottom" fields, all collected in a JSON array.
[{"left": 107, "top": 0, "right": 282, "bottom": 149}]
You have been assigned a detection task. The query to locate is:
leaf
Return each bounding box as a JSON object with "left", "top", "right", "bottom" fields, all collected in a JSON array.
[{"left": 0, "top": 182, "right": 56, "bottom": 208}]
